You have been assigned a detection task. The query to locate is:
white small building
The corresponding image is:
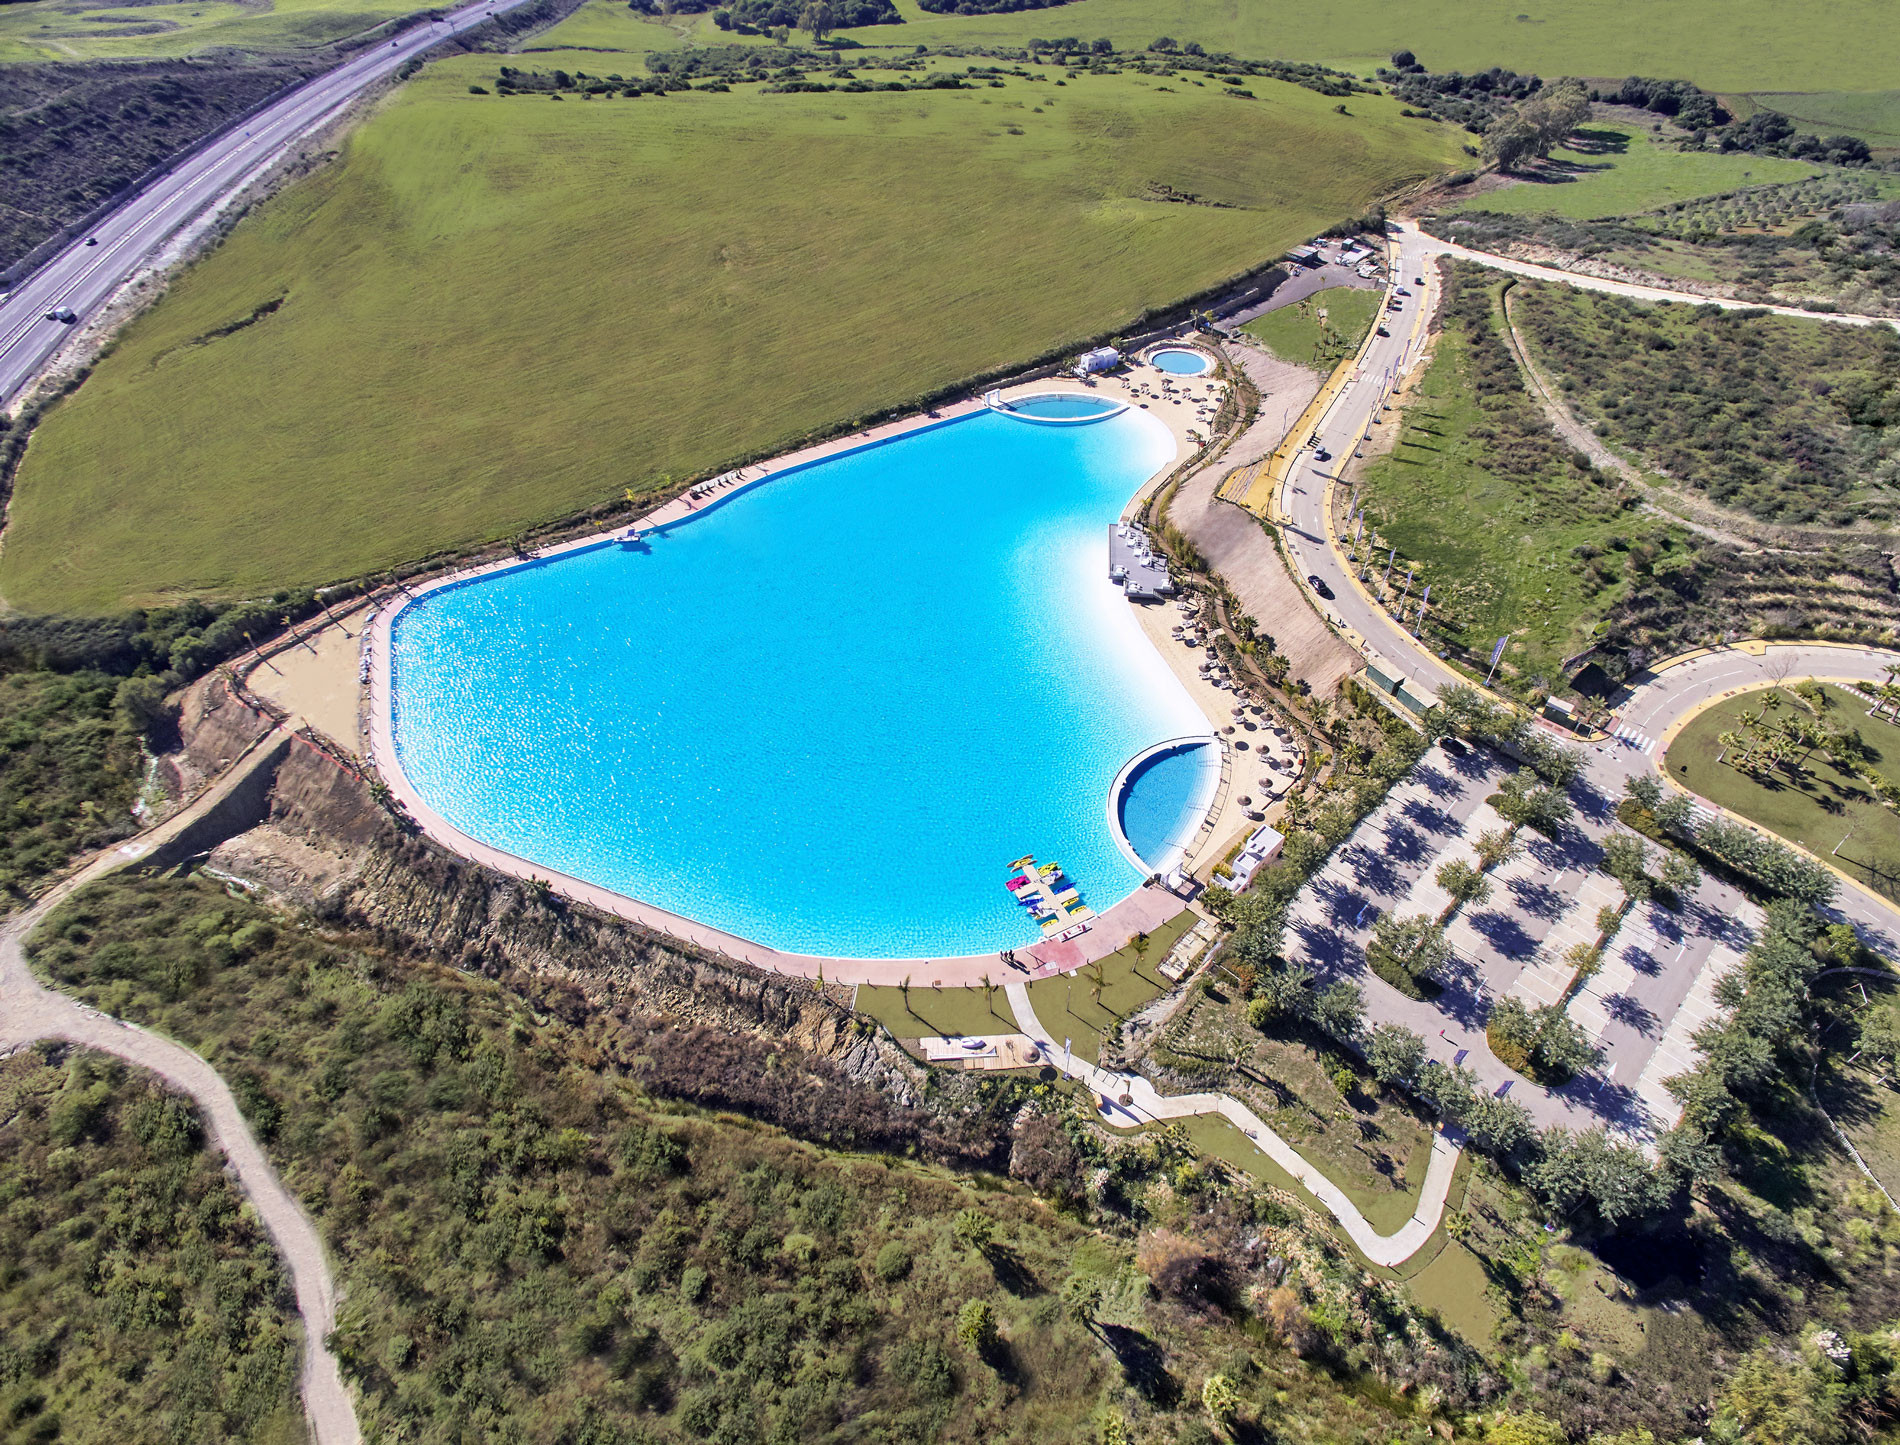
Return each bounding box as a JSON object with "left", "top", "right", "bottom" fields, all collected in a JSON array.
[
  {"left": 1076, "top": 346, "right": 1122, "bottom": 375},
  {"left": 1229, "top": 822, "right": 1285, "bottom": 888}
]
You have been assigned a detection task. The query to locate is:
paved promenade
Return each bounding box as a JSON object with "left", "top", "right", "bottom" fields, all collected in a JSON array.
[{"left": 1004, "top": 983, "right": 1460, "bottom": 1266}]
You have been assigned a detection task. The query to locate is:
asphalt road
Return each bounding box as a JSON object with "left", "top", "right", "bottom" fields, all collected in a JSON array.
[
  {"left": 0, "top": 0, "right": 534, "bottom": 409},
  {"left": 1264, "top": 232, "right": 1900, "bottom": 1133}
]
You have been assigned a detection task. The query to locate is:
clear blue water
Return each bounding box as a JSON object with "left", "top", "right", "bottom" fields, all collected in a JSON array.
[
  {"left": 389, "top": 403, "right": 1207, "bottom": 957},
  {"left": 1118, "top": 742, "right": 1218, "bottom": 869},
  {"left": 1010, "top": 394, "right": 1121, "bottom": 419},
  {"left": 1151, "top": 348, "right": 1213, "bottom": 376}
]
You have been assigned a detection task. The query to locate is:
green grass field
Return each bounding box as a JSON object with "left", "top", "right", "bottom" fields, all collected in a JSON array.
[
  {"left": 842, "top": 0, "right": 1900, "bottom": 95},
  {"left": 1019, "top": 909, "right": 1194, "bottom": 1064},
  {"left": 3, "top": 54, "right": 1458, "bottom": 614},
  {"left": 527, "top": 1, "right": 693, "bottom": 54},
  {"left": 0, "top": 0, "right": 414, "bottom": 62},
  {"left": 1664, "top": 684, "right": 1900, "bottom": 903},
  {"left": 1732, "top": 89, "right": 1900, "bottom": 149},
  {"left": 1355, "top": 280, "right": 1660, "bottom": 681},
  {"left": 1240, "top": 284, "right": 1381, "bottom": 368},
  {"left": 1452, "top": 121, "right": 1823, "bottom": 220}
]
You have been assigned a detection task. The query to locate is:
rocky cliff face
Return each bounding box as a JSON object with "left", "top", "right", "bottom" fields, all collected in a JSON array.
[{"left": 202, "top": 728, "right": 929, "bottom": 1108}]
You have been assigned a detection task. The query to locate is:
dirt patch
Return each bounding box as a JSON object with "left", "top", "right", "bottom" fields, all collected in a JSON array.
[{"left": 1166, "top": 345, "right": 1361, "bottom": 697}]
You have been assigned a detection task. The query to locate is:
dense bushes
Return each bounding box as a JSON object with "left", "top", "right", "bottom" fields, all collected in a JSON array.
[
  {"left": 1513, "top": 284, "right": 1900, "bottom": 526},
  {"left": 0, "top": 1049, "right": 301, "bottom": 1442},
  {"left": 0, "top": 670, "right": 144, "bottom": 903}
]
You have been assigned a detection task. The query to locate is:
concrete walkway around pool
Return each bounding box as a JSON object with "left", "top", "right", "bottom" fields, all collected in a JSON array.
[{"left": 1005, "top": 983, "right": 1461, "bottom": 1266}]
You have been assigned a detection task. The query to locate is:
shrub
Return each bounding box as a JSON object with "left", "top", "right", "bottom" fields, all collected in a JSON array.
[{"left": 874, "top": 1242, "right": 912, "bottom": 1282}]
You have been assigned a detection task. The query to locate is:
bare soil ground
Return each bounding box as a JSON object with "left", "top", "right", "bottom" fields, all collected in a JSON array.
[{"left": 1168, "top": 343, "right": 1361, "bottom": 696}]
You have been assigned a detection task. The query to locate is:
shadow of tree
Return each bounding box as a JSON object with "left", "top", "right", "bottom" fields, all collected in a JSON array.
[{"left": 1101, "top": 1324, "right": 1180, "bottom": 1407}]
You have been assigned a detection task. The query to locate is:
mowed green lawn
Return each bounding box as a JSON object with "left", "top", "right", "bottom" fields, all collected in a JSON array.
[
  {"left": 3, "top": 55, "right": 1459, "bottom": 613},
  {"left": 847, "top": 0, "right": 1900, "bottom": 95},
  {"left": 1453, "top": 121, "right": 1824, "bottom": 220},
  {"left": 1240, "top": 284, "right": 1381, "bottom": 368},
  {"left": 1664, "top": 684, "right": 1900, "bottom": 902}
]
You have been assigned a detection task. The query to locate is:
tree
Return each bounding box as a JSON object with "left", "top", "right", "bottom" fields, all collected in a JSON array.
[
  {"left": 1366, "top": 1023, "right": 1427, "bottom": 1086},
  {"left": 1060, "top": 1274, "right": 1104, "bottom": 1332},
  {"left": 1437, "top": 857, "right": 1492, "bottom": 910},
  {"left": 1624, "top": 774, "right": 1664, "bottom": 812},
  {"left": 1714, "top": 1346, "right": 1846, "bottom": 1445},
  {"left": 1482, "top": 116, "right": 1541, "bottom": 172},
  {"left": 1475, "top": 827, "right": 1523, "bottom": 871},
  {"left": 1201, "top": 1373, "right": 1241, "bottom": 1427},
  {"left": 1460, "top": 1092, "right": 1534, "bottom": 1155},
  {"left": 952, "top": 1208, "right": 993, "bottom": 1253},
  {"left": 1311, "top": 980, "right": 1366, "bottom": 1042},
  {"left": 956, "top": 1298, "right": 998, "bottom": 1355},
  {"left": 1254, "top": 960, "right": 1315, "bottom": 1020},
  {"left": 1496, "top": 771, "right": 1572, "bottom": 834},
  {"left": 797, "top": 0, "right": 833, "bottom": 33},
  {"left": 1659, "top": 851, "right": 1702, "bottom": 898},
  {"left": 114, "top": 674, "right": 173, "bottom": 738},
  {"left": 1366, "top": 913, "right": 1450, "bottom": 991},
  {"left": 1599, "top": 830, "right": 1653, "bottom": 898},
  {"left": 1859, "top": 1009, "right": 1900, "bottom": 1082}
]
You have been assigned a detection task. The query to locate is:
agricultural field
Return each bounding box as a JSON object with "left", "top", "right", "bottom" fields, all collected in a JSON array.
[
  {"left": 0, "top": 50, "right": 1460, "bottom": 614},
  {"left": 842, "top": 0, "right": 1900, "bottom": 95},
  {"left": 1510, "top": 280, "right": 1900, "bottom": 526},
  {"left": 1448, "top": 120, "right": 1824, "bottom": 221},
  {"left": 0, "top": 1048, "right": 305, "bottom": 1444},
  {"left": 0, "top": 0, "right": 416, "bottom": 63},
  {"left": 1664, "top": 683, "right": 1900, "bottom": 903},
  {"left": 1239, "top": 284, "right": 1381, "bottom": 369},
  {"left": 527, "top": 0, "right": 695, "bottom": 53}
]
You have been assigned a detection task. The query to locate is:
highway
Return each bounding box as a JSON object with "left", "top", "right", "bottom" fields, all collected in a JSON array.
[{"left": 0, "top": 0, "right": 531, "bottom": 409}]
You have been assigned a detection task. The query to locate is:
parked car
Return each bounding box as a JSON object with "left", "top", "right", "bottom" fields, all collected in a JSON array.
[
  {"left": 1375, "top": 325, "right": 1390, "bottom": 337},
  {"left": 1442, "top": 736, "right": 1468, "bottom": 758},
  {"left": 1306, "top": 574, "right": 1334, "bottom": 599}
]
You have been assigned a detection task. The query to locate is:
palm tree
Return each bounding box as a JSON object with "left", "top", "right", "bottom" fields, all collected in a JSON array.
[
  {"left": 1716, "top": 730, "right": 1744, "bottom": 766},
  {"left": 900, "top": 973, "right": 911, "bottom": 1012},
  {"left": 980, "top": 972, "right": 995, "bottom": 1017}
]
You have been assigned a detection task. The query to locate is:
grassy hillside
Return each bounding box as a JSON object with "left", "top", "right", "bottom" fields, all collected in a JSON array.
[
  {"left": 843, "top": 0, "right": 1900, "bottom": 95},
  {"left": 1450, "top": 121, "right": 1824, "bottom": 220},
  {"left": 0, "top": 1048, "right": 305, "bottom": 1444},
  {"left": 28, "top": 872, "right": 1447, "bottom": 1443},
  {"left": 2, "top": 52, "right": 1458, "bottom": 613},
  {"left": 0, "top": 0, "right": 415, "bottom": 63}
]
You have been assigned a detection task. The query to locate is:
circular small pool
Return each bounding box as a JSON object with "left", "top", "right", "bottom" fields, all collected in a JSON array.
[
  {"left": 1151, "top": 348, "right": 1214, "bottom": 377},
  {"left": 1008, "top": 393, "right": 1123, "bottom": 420},
  {"left": 1111, "top": 738, "right": 1222, "bottom": 874}
]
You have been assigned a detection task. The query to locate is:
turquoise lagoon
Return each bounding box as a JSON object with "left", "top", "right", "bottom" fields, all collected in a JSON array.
[{"left": 387, "top": 399, "right": 1209, "bottom": 957}]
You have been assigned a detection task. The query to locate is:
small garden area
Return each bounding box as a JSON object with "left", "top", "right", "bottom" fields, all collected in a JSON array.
[{"left": 1664, "top": 681, "right": 1900, "bottom": 902}]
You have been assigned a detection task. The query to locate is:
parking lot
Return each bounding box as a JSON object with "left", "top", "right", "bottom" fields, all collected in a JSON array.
[{"left": 1284, "top": 741, "right": 1758, "bottom": 1143}]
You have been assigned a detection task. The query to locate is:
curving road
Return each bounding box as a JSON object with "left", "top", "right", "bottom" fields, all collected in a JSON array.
[
  {"left": 0, "top": 0, "right": 535, "bottom": 409},
  {"left": 1265, "top": 224, "right": 1900, "bottom": 959},
  {"left": 0, "top": 729, "right": 361, "bottom": 1445}
]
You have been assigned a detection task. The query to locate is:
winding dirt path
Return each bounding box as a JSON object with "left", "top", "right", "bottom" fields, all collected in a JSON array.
[{"left": 0, "top": 728, "right": 360, "bottom": 1445}]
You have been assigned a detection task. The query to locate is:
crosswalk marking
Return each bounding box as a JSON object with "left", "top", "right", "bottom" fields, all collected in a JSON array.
[{"left": 1611, "top": 723, "right": 1656, "bottom": 754}]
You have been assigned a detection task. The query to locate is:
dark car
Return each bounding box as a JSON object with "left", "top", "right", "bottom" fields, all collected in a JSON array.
[
  {"left": 1375, "top": 325, "right": 1390, "bottom": 337},
  {"left": 1414, "top": 275, "right": 1424, "bottom": 285},
  {"left": 1306, "top": 574, "right": 1334, "bottom": 599},
  {"left": 1441, "top": 736, "right": 1468, "bottom": 758},
  {"left": 85, "top": 236, "right": 99, "bottom": 246},
  {"left": 1313, "top": 448, "right": 1330, "bottom": 462}
]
